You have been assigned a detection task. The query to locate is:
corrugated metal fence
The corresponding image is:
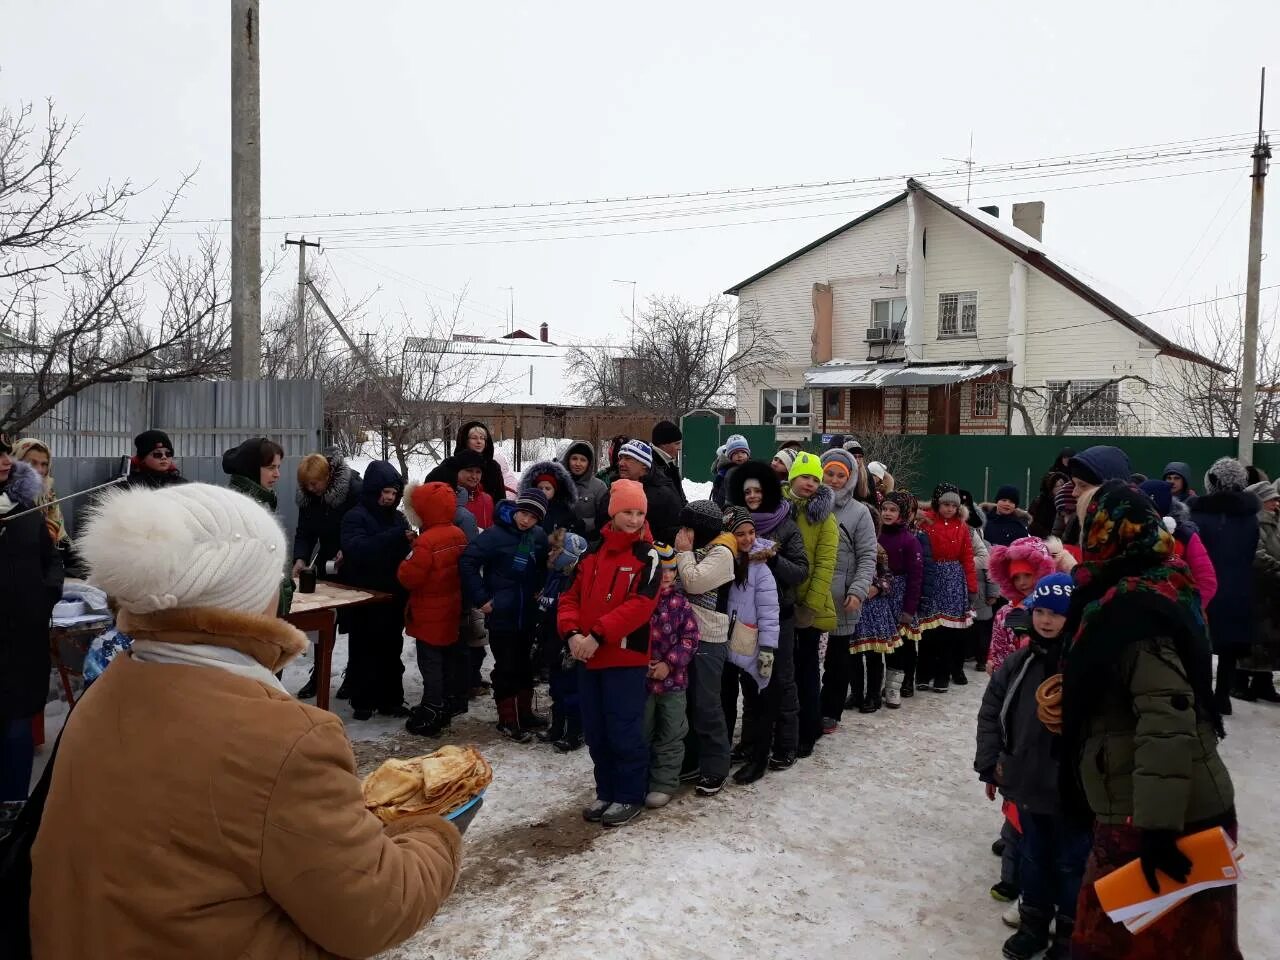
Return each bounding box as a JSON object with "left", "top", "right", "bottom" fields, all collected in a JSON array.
[{"left": 26, "top": 380, "right": 322, "bottom": 538}]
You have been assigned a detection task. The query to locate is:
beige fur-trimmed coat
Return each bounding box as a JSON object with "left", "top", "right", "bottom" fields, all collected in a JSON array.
[{"left": 31, "top": 607, "right": 462, "bottom": 960}]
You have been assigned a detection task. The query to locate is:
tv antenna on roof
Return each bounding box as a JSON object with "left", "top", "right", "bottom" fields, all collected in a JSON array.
[{"left": 943, "top": 132, "right": 976, "bottom": 204}]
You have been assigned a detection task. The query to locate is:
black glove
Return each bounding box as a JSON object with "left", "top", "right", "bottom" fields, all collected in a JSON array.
[
  {"left": 450, "top": 797, "right": 484, "bottom": 836},
  {"left": 1139, "top": 829, "right": 1192, "bottom": 894}
]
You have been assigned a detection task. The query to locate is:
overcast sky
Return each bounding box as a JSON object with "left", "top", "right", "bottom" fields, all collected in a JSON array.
[{"left": 4, "top": 1, "right": 1278, "bottom": 349}]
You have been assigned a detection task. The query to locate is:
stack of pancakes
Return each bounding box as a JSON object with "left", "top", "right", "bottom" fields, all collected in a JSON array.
[{"left": 362, "top": 745, "right": 492, "bottom": 822}]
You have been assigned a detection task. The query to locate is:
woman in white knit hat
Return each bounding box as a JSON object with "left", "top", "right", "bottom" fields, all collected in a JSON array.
[{"left": 29, "top": 483, "right": 464, "bottom": 959}]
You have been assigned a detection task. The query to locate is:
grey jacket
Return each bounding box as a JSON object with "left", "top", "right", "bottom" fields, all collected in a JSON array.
[
  {"left": 560, "top": 441, "right": 609, "bottom": 536},
  {"left": 828, "top": 485, "right": 879, "bottom": 635},
  {"left": 975, "top": 637, "right": 1064, "bottom": 816}
]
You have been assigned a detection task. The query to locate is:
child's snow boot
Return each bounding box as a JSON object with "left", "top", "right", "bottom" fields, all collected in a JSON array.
[
  {"left": 884, "top": 669, "right": 903, "bottom": 709},
  {"left": 1001, "top": 905, "right": 1051, "bottom": 960},
  {"left": 406, "top": 703, "right": 447, "bottom": 737},
  {"left": 537, "top": 704, "right": 566, "bottom": 743},
  {"left": 496, "top": 697, "right": 533, "bottom": 743},
  {"left": 732, "top": 755, "right": 768, "bottom": 785},
  {"left": 517, "top": 689, "right": 549, "bottom": 730}
]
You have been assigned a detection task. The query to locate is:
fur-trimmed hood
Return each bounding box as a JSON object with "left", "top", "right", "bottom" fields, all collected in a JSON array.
[
  {"left": 1188, "top": 489, "right": 1261, "bottom": 518},
  {"left": 294, "top": 453, "right": 356, "bottom": 510},
  {"left": 726, "top": 459, "right": 784, "bottom": 513},
  {"left": 979, "top": 503, "right": 1031, "bottom": 527},
  {"left": 988, "top": 535, "right": 1056, "bottom": 601},
  {"left": 519, "top": 459, "right": 576, "bottom": 509},
  {"left": 117, "top": 606, "right": 308, "bottom": 674},
  {"left": 559, "top": 441, "right": 597, "bottom": 480},
  {"left": 783, "top": 480, "right": 835, "bottom": 525},
  {"left": 403, "top": 480, "right": 457, "bottom": 529},
  {"left": 0, "top": 458, "right": 44, "bottom": 512}
]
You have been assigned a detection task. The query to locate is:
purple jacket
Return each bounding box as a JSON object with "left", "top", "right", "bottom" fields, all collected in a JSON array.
[
  {"left": 879, "top": 522, "right": 924, "bottom": 616},
  {"left": 647, "top": 586, "right": 699, "bottom": 695},
  {"left": 726, "top": 539, "right": 781, "bottom": 690}
]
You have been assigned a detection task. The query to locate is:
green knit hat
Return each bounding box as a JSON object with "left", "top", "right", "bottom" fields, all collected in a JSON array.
[{"left": 788, "top": 451, "right": 823, "bottom": 483}]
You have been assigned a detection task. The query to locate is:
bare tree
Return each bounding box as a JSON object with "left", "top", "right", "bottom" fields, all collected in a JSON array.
[
  {"left": 0, "top": 98, "right": 231, "bottom": 433},
  {"left": 1152, "top": 301, "right": 1280, "bottom": 440},
  {"left": 567, "top": 294, "right": 784, "bottom": 418},
  {"left": 846, "top": 416, "right": 924, "bottom": 492},
  {"left": 998, "top": 375, "right": 1150, "bottom": 437}
]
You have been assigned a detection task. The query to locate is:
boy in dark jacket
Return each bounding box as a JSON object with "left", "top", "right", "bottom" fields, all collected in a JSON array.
[
  {"left": 519, "top": 459, "right": 585, "bottom": 536},
  {"left": 460, "top": 489, "right": 550, "bottom": 741},
  {"left": 975, "top": 573, "right": 1089, "bottom": 960},
  {"left": 340, "top": 460, "right": 414, "bottom": 720},
  {"left": 981, "top": 484, "right": 1032, "bottom": 547},
  {"left": 536, "top": 529, "right": 589, "bottom": 752}
]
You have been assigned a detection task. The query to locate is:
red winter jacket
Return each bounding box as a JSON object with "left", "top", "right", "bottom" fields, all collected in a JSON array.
[
  {"left": 557, "top": 524, "right": 661, "bottom": 670},
  {"left": 399, "top": 482, "right": 469, "bottom": 646},
  {"left": 922, "top": 509, "right": 978, "bottom": 593}
]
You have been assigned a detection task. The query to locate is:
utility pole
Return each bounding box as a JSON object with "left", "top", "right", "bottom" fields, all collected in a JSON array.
[
  {"left": 1240, "top": 67, "right": 1270, "bottom": 465},
  {"left": 613, "top": 279, "right": 637, "bottom": 346},
  {"left": 230, "top": 0, "right": 262, "bottom": 380},
  {"left": 283, "top": 236, "right": 322, "bottom": 374},
  {"left": 500, "top": 286, "right": 515, "bottom": 334},
  {"left": 943, "top": 132, "right": 976, "bottom": 204}
]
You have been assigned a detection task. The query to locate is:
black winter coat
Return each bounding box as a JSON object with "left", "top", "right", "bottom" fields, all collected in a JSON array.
[
  {"left": 293, "top": 458, "right": 362, "bottom": 569},
  {"left": 975, "top": 634, "right": 1065, "bottom": 816},
  {"left": 0, "top": 460, "right": 58, "bottom": 720},
  {"left": 339, "top": 461, "right": 410, "bottom": 598},
  {"left": 459, "top": 501, "right": 548, "bottom": 632},
  {"left": 594, "top": 467, "right": 683, "bottom": 545},
  {"left": 979, "top": 504, "right": 1032, "bottom": 548},
  {"left": 518, "top": 459, "right": 584, "bottom": 537},
  {"left": 425, "top": 421, "right": 508, "bottom": 505},
  {"left": 1189, "top": 489, "right": 1260, "bottom": 652}
]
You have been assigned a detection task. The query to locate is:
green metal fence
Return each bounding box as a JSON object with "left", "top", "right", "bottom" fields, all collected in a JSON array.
[{"left": 680, "top": 415, "right": 779, "bottom": 483}]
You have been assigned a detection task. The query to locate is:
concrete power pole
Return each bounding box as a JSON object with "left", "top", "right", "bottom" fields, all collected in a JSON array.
[
  {"left": 230, "top": 0, "right": 262, "bottom": 380},
  {"left": 1240, "top": 67, "right": 1270, "bottom": 465},
  {"left": 283, "top": 236, "right": 321, "bottom": 375}
]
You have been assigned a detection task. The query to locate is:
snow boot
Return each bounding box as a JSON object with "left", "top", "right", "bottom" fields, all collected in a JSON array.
[
  {"left": 884, "top": 669, "right": 903, "bottom": 709},
  {"left": 445, "top": 695, "right": 469, "bottom": 719},
  {"left": 1001, "top": 905, "right": 1052, "bottom": 960},
  {"left": 989, "top": 881, "right": 1019, "bottom": 903},
  {"left": 730, "top": 741, "right": 749, "bottom": 765},
  {"left": 695, "top": 775, "right": 727, "bottom": 796},
  {"left": 645, "top": 791, "right": 672, "bottom": 809},
  {"left": 1001, "top": 902, "right": 1021, "bottom": 928},
  {"left": 296, "top": 666, "right": 318, "bottom": 700},
  {"left": 932, "top": 675, "right": 950, "bottom": 693},
  {"left": 601, "top": 803, "right": 643, "bottom": 828},
  {"left": 768, "top": 751, "right": 797, "bottom": 771},
  {"left": 821, "top": 717, "right": 839, "bottom": 735},
  {"left": 1046, "top": 916, "right": 1073, "bottom": 959},
  {"left": 951, "top": 669, "right": 969, "bottom": 686},
  {"left": 496, "top": 697, "right": 533, "bottom": 743},
  {"left": 537, "top": 704, "right": 566, "bottom": 744},
  {"left": 1252, "top": 672, "right": 1280, "bottom": 703},
  {"left": 377, "top": 701, "right": 411, "bottom": 718},
  {"left": 517, "top": 689, "right": 549, "bottom": 730},
  {"left": 405, "top": 703, "right": 448, "bottom": 737},
  {"left": 553, "top": 733, "right": 584, "bottom": 753},
  {"left": 732, "top": 756, "right": 768, "bottom": 785},
  {"left": 859, "top": 696, "right": 881, "bottom": 714}
]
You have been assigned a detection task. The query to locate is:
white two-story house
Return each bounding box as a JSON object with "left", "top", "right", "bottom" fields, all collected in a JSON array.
[{"left": 726, "top": 178, "right": 1222, "bottom": 440}]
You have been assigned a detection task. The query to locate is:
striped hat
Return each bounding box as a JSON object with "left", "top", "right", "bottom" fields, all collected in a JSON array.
[
  {"left": 653, "top": 542, "right": 679, "bottom": 569},
  {"left": 722, "top": 505, "right": 754, "bottom": 533},
  {"left": 618, "top": 439, "right": 654, "bottom": 469},
  {"left": 513, "top": 488, "right": 548, "bottom": 522}
]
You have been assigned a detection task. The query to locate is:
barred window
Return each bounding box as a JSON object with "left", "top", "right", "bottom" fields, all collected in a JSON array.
[
  {"left": 938, "top": 291, "right": 978, "bottom": 338},
  {"left": 1047, "top": 379, "right": 1119, "bottom": 431},
  {"left": 972, "top": 381, "right": 999, "bottom": 418}
]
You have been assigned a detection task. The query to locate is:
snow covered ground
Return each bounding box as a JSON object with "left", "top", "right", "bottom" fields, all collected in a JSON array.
[{"left": 270, "top": 639, "right": 1275, "bottom": 960}]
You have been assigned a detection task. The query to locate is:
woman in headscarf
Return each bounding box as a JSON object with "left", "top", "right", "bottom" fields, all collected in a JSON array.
[
  {"left": 223, "top": 437, "right": 293, "bottom": 616},
  {"left": 30, "top": 482, "right": 464, "bottom": 957},
  {"left": 1060, "top": 480, "right": 1238, "bottom": 959},
  {"left": 13, "top": 437, "right": 76, "bottom": 587}
]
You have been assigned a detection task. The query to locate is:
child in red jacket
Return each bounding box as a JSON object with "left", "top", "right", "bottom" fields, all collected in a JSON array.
[
  {"left": 918, "top": 483, "right": 977, "bottom": 692},
  {"left": 558, "top": 479, "right": 662, "bottom": 829},
  {"left": 398, "top": 481, "right": 469, "bottom": 737}
]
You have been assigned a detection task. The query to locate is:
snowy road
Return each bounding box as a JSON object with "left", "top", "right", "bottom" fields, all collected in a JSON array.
[{"left": 303, "top": 645, "right": 1277, "bottom": 960}]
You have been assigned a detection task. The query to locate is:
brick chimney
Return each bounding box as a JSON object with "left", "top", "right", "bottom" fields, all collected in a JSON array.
[
  {"left": 539, "top": 322, "right": 549, "bottom": 342},
  {"left": 1012, "top": 201, "right": 1045, "bottom": 241}
]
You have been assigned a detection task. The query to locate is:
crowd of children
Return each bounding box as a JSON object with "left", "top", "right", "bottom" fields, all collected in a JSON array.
[{"left": 328, "top": 431, "right": 1251, "bottom": 959}]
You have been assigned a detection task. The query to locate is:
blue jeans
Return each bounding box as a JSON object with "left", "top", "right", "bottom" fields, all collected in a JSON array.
[
  {"left": 1019, "top": 809, "right": 1092, "bottom": 920},
  {"left": 1, "top": 717, "right": 35, "bottom": 802},
  {"left": 578, "top": 665, "right": 648, "bottom": 806}
]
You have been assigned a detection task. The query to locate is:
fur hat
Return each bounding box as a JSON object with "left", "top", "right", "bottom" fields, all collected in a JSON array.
[
  {"left": 651, "top": 420, "right": 682, "bottom": 446},
  {"left": 1027, "top": 573, "right": 1074, "bottom": 617},
  {"left": 608, "top": 479, "right": 647, "bottom": 517},
  {"left": 988, "top": 536, "right": 1056, "bottom": 601},
  {"left": 1247, "top": 480, "right": 1279, "bottom": 503},
  {"left": 80, "top": 483, "right": 286, "bottom": 616},
  {"left": 788, "top": 451, "right": 823, "bottom": 483},
  {"left": 1204, "top": 457, "right": 1248, "bottom": 495},
  {"left": 724, "top": 434, "right": 751, "bottom": 457},
  {"left": 618, "top": 439, "right": 654, "bottom": 469},
  {"left": 514, "top": 488, "right": 549, "bottom": 522}
]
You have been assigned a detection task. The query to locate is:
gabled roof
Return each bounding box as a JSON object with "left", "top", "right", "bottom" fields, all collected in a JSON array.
[
  {"left": 723, "top": 192, "right": 907, "bottom": 295},
  {"left": 906, "top": 179, "right": 1226, "bottom": 371},
  {"left": 723, "top": 178, "right": 1225, "bottom": 372}
]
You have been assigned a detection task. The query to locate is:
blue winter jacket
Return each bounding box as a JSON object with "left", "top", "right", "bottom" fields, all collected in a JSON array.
[
  {"left": 1189, "top": 488, "right": 1261, "bottom": 652},
  {"left": 339, "top": 460, "right": 410, "bottom": 596},
  {"left": 460, "top": 500, "right": 549, "bottom": 631}
]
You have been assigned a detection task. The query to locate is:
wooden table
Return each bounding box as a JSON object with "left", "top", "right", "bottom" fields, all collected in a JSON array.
[
  {"left": 50, "top": 616, "right": 114, "bottom": 707},
  {"left": 285, "top": 580, "right": 391, "bottom": 711}
]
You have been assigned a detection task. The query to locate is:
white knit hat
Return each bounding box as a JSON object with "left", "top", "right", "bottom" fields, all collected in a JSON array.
[{"left": 80, "top": 483, "right": 286, "bottom": 615}]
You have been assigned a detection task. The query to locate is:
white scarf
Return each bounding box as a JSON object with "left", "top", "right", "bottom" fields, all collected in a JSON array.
[{"left": 130, "top": 639, "right": 289, "bottom": 693}]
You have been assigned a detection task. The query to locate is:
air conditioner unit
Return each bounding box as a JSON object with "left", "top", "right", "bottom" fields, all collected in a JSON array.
[{"left": 865, "top": 325, "right": 903, "bottom": 344}]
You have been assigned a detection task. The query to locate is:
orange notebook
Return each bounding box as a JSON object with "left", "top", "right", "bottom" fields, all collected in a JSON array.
[{"left": 1094, "top": 827, "right": 1242, "bottom": 934}]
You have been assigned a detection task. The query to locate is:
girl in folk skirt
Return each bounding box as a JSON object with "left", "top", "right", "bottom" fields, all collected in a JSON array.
[
  {"left": 896, "top": 493, "right": 935, "bottom": 698},
  {"left": 846, "top": 540, "right": 899, "bottom": 714},
  {"left": 918, "top": 484, "right": 977, "bottom": 692},
  {"left": 877, "top": 492, "right": 925, "bottom": 709}
]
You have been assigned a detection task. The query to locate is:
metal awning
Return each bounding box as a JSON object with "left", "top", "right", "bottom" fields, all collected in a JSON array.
[{"left": 804, "top": 360, "right": 1011, "bottom": 390}]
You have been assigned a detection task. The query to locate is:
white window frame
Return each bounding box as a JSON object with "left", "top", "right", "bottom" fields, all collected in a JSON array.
[
  {"left": 1046, "top": 379, "right": 1120, "bottom": 432},
  {"left": 938, "top": 290, "right": 978, "bottom": 338},
  {"left": 871, "top": 297, "right": 908, "bottom": 332},
  {"left": 761, "top": 388, "right": 812, "bottom": 428}
]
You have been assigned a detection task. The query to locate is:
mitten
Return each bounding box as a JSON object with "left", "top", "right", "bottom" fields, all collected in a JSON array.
[
  {"left": 757, "top": 649, "right": 775, "bottom": 680},
  {"left": 1138, "top": 829, "right": 1192, "bottom": 894}
]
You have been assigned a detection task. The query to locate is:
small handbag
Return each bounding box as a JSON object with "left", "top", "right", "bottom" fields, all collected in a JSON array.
[{"left": 727, "top": 612, "right": 759, "bottom": 657}]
